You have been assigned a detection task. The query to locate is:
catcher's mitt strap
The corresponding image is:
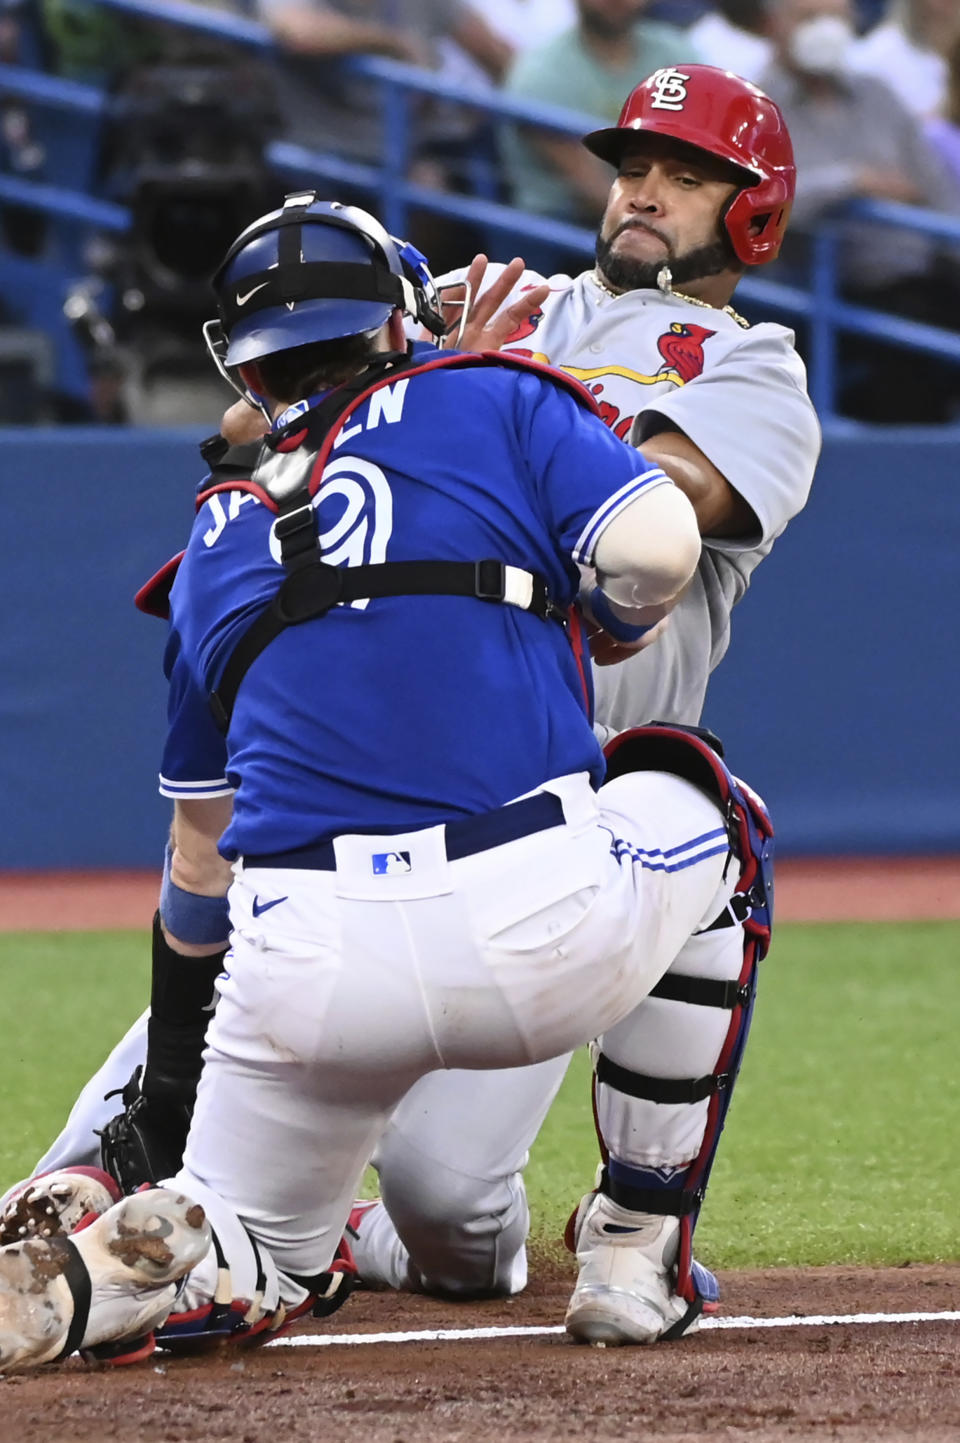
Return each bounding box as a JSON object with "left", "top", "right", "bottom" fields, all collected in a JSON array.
[
  {"left": 595, "top": 1050, "right": 729, "bottom": 1105},
  {"left": 51, "top": 1236, "right": 92, "bottom": 1361},
  {"left": 98, "top": 1064, "right": 194, "bottom": 1192}
]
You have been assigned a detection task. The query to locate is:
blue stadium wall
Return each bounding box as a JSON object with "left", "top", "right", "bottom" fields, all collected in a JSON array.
[{"left": 1, "top": 425, "right": 957, "bottom": 868}]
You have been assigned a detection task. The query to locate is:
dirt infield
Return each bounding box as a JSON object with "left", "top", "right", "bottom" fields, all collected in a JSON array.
[
  {"left": 2, "top": 1260, "right": 959, "bottom": 1442},
  {"left": 1, "top": 857, "right": 959, "bottom": 930}
]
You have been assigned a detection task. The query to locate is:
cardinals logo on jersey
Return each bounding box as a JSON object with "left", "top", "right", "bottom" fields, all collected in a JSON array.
[
  {"left": 502, "top": 309, "right": 717, "bottom": 441},
  {"left": 656, "top": 323, "right": 715, "bottom": 384},
  {"left": 501, "top": 295, "right": 544, "bottom": 350}
]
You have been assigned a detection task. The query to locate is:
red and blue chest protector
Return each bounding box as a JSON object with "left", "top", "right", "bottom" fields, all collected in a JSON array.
[{"left": 158, "top": 348, "right": 669, "bottom": 858}]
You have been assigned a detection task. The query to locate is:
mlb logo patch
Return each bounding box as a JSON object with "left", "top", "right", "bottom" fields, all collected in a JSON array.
[{"left": 372, "top": 851, "right": 412, "bottom": 875}]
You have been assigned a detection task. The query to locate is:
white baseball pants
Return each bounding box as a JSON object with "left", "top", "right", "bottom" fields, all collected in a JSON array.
[{"left": 168, "top": 768, "right": 734, "bottom": 1296}]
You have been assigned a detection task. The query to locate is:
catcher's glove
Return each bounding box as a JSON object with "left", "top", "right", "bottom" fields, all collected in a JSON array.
[{"left": 98, "top": 1066, "right": 193, "bottom": 1194}]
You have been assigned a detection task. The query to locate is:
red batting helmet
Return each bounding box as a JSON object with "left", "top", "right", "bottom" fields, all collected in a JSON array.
[{"left": 582, "top": 65, "right": 795, "bottom": 266}]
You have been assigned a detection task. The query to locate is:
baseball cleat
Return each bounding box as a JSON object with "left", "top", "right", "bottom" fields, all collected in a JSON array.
[
  {"left": 0, "top": 1188, "right": 211, "bottom": 1375},
  {"left": 0, "top": 1166, "right": 121, "bottom": 1246},
  {"left": 564, "top": 1192, "right": 713, "bottom": 1346}
]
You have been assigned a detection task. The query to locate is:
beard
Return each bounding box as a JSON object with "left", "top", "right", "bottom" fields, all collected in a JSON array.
[{"left": 595, "top": 223, "right": 736, "bottom": 293}]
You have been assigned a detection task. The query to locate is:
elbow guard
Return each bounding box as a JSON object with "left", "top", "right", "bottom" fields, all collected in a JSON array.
[{"left": 595, "top": 483, "right": 700, "bottom": 609}]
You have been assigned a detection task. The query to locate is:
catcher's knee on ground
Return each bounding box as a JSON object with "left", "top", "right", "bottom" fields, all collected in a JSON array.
[{"left": 360, "top": 1146, "right": 530, "bottom": 1298}]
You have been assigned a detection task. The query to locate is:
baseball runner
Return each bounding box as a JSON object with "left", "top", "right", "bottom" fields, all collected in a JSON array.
[
  {"left": 0, "top": 194, "right": 774, "bottom": 1370},
  {"left": 1, "top": 67, "right": 820, "bottom": 1346}
]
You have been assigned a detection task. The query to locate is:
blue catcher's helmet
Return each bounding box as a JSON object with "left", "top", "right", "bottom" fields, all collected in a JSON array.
[{"left": 208, "top": 192, "right": 445, "bottom": 368}]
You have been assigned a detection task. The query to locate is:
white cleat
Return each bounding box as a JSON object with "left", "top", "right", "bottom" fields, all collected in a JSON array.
[
  {"left": 0, "top": 1167, "right": 121, "bottom": 1246},
  {"left": 0, "top": 1188, "right": 211, "bottom": 1375},
  {"left": 564, "top": 1192, "right": 699, "bottom": 1347}
]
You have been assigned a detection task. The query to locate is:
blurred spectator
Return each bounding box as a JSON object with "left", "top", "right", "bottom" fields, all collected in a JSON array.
[
  {"left": 648, "top": 1, "right": 709, "bottom": 22},
  {"left": 761, "top": 0, "right": 960, "bottom": 421},
  {"left": 926, "top": 34, "right": 960, "bottom": 188},
  {"left": 450, "top": 0, "right": 577, "bottom": 56},
  {"left": 436, "top": 0, "right": 577, "bottom": 95},
  {"left": 687, "top": 0, "right": 773, "bottom": 81},
  {"left": 502, "top": 0, "right": 701, "bottom": 222},
  {"left": 39, "top": 0, "right": 246, "bottom": 82},
  {"left": 850, "top": 0, "right": 960, "bottom": 119},
  {"left": 1, "top": 0, "right": 46, "bottom": 255},
  {"left": 39, "top": 0, "right": 160, "bottom": 81},
  {"left": 760, "top": 0, "right": 960, "bottom": 288},
  {"left": 255, "top": 0, "right": 510, "bottom": 161}
]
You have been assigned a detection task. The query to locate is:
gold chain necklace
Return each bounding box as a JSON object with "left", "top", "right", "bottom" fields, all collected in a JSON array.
[{"left": 591, "top": 265, "right": 750, "bottom": 329}]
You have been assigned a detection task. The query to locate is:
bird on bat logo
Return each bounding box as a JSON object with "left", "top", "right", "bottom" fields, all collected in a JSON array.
[
  {"left": 656, "top": 322, "right": 715, "bottom": 384},
  {"left": 502, "top": 290, "right": 545, "bottom": 347}
]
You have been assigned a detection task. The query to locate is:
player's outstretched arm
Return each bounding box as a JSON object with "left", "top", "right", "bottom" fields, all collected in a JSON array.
[{"left": 640, "top": 429, "right": 758, "bottom": 540}]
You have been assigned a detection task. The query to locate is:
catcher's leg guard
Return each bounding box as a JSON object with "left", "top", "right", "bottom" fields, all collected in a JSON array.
[
  {"left": 571, "top": 725, "right": 773, "bottom": 1337},
  {"left": 154, "top": 1173, "right": 356, "bottom": 1353}
]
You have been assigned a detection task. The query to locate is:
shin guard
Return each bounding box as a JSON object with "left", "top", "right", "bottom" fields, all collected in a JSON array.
[{"left": 580, "top": 724, "right": 774, "bottom": 1308}]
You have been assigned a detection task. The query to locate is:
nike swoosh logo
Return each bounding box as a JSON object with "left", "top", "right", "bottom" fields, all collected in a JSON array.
[
  {"left": 252, "top": 894, "right": 288, "bottom": 917},
  {"left": 236, "top": 281, "right": 269, "bottom": 307}
]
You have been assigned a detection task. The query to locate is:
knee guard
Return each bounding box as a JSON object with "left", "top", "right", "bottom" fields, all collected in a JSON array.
[
  {"left": 602, "top": 723, "right": 773, "bottom": 947},
  {"left": 580, "top": 724, "right": 774, "bottom": 1307}
]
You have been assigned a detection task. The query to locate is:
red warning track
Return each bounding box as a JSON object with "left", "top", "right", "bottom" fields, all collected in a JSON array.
[{"left": 0, "top": 859, "right": 958, "bottom": 931}]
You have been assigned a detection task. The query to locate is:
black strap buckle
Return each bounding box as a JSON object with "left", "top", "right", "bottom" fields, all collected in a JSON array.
[
  {"left": 274, "top": 503, "right": 318, "bottom": 565},
  {"left": 275, "top": 563, "right": 344, "bottom": 625},
  {"left": 474, "top": 559, "right": 506, "bottom": 601}
]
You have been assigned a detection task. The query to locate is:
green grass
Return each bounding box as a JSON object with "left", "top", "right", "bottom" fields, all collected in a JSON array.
[
  {"left": 2, "top": 923, "right": 958, "bottom": 1269},
  {"left": 0, "top": 933, "right": 150, "bottom": 1186}
]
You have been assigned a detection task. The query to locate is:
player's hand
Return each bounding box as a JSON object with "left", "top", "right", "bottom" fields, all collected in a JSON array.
[
  {"left": 221, "top": 397, "right": 269, "bottom": 445},
  {"left": 586, "top": 618, "right": 669, "bottom": 666},
  {"left": 438, "top": 255, "right": 550, "bottom": 352},
  {"left": 579, "top": 592, "right": 671, "bottom": 666}
]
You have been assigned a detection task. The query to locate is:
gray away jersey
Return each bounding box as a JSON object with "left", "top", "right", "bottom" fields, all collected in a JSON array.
[{"left": 439, "top": 265, "right": 821, "bottom": 734}]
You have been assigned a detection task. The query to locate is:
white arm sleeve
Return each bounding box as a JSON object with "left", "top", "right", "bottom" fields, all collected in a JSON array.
[{"left": 593, "top": 483, "right": 701, "bottom": 609}]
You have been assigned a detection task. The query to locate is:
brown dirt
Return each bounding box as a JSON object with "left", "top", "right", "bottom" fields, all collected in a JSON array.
[
  {"left": 2, "top": 1261, "right": 959, "bottom": 1442},
  {"left": 1, "top": 858, "right": 959, "bottom": 931}
]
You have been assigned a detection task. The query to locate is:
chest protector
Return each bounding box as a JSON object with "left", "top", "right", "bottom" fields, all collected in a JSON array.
[{"left": 136, "top": 349, "right": 600, "bottom": 732}]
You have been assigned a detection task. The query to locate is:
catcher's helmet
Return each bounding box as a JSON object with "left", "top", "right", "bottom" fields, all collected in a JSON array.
[
  {"left": 582, "top": 65, "right": 795, "bottom": 266},
  {"left": 209, "top": 192, "right": 445, "bottom": 367}
]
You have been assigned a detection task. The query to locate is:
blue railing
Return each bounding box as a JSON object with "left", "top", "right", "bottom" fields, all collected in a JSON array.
[{"left": 4, "top": 0, "right": 960, "bottom": 419}]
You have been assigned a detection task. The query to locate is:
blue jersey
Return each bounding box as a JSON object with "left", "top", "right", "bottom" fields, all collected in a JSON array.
[{"left": 161, "top": 352, "right": 669, "bottom": 858}]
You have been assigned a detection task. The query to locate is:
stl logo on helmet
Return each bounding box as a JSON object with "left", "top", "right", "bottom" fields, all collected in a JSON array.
[{"left": 649, "top": 68, "right": 691, "bottom": 111}]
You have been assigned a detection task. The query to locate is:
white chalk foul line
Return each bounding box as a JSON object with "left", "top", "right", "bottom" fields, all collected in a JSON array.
[{"left": 265, "top": 1310, "right": 960, "bottom": 1348}]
